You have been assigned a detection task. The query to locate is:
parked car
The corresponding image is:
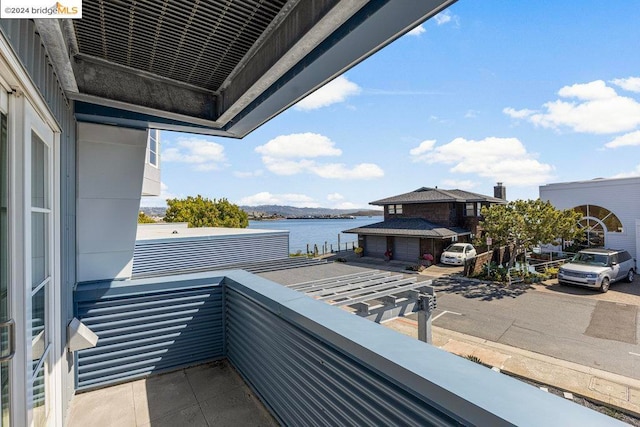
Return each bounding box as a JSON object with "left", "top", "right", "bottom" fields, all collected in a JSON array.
[
  {"left": 440, "top": 243, "right": 476, "bottom": 266},
  {"left": 558, "top": 248, "right": 636, "bottom": 292}
]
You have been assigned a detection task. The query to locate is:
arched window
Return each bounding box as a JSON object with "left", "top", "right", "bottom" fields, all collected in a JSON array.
[{"left": 572, "top": 205, "right": 623, "bottom": 248}]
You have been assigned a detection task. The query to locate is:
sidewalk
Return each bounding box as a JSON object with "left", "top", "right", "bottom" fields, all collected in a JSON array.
[{"left": 385, "top": 317, "right": 640, "bottom": 418}]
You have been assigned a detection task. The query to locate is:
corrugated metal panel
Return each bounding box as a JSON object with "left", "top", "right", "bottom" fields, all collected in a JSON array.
[
  {"left": 132, "top": 233, "right": 288, "bottom": 277},
  {"left": 74, "top": 278, "right": 225, "bottom": 390},
  {"left": 225, "top": 287, "right": 456, "bottom": 426}
]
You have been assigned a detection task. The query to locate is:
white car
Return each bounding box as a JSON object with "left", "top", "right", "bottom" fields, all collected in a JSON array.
[{"left": 440, "top": 243, "right": 477, "bottom": 265}]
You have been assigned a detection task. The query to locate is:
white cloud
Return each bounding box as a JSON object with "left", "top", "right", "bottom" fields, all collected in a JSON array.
[
  {"left": 416, "top": 137, "right": 554, "bottom": 186},
  {"left": 237, "top": 192, "right": 319, "bottom": 208},
  {"left": 406, "top": 25, "right": 425, "bottom": 36},
  {"left": 256, "top": 133, "right": 384, "bottom": 180},
  {"left": 409, "top": 140, "right": 436, "bottom": 157},
  {"left": 441, "top": 179, "right": 477, "bottom": 190},
  {"left": 295, "top": 76, "right": 361, "bottom": 111},
  {"left": 465, "top": 110, "right": 479, "bottom": 118},
  {"left": 611, "top": 77, "right": 640, "bottom": 93},
  {"left": 310, "top": 162, "right": 384, "bottom": 180},
  {"left": 434, "top": 10, "right": 459, "bottom": 26},
  {"left": 162, "top": 137, "right": 226, "bottom": 171},
  {"left": 605, "top": 130, "right": 640, "bottom": 148},
  {"left": 255, "top": 133, "right": 341, "bottom": 158},
  {"left": 233, "top": 170, "right": 264, "bottom": 178},
  {"left": 139, "top": 182, "right": 178, "bottom": 207},
  {"left": 611, "top": 164, "right": 640, "bottom": 179},
  {"left": 434, "top": 11, "right": 452, "bottom": 25},
  {"left": 504, "top": 79, "right": 640, "bottom": 134},
  {"left": 557, "top": 80, "right": 617, "bottom": 100},
  {"left": 327, "top": 193, "right": 344, "bottom": 202},
  {"left": 503, "top": 107, "right": 536, "bottom": 119}
]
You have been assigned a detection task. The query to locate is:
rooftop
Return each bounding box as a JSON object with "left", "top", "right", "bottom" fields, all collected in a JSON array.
[
  {"left": 136, "top": 223, "right": 286, "bottom": 241},
  {"left": 371, "top": 187, "right": 506, "bottom": 205},
  {"left": 343, "top": 218, "right": 471, "bottom": 238}
]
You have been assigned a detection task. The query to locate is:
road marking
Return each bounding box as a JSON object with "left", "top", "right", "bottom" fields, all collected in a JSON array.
[
  {"left": 629, "top": 352, "right": 640, "bottom": 357},
  {"left": 432, "top": 310, "right": 462, "bottom": 322}
]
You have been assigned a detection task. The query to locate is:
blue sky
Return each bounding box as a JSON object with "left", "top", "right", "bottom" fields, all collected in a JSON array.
[{"left": 144, "top": 1, "right": 640, "bottom": 209}]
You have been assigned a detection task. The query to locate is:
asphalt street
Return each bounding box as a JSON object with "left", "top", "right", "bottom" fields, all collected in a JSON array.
[
  {"left": 412, "top": 276, "right": 640, "bottom": 379},
  {"left": 260, "top": 259, "right": 640, "bottom": 381}
]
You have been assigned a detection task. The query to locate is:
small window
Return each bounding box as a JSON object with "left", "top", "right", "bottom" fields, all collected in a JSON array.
[
  {"left": 464, "top": 203, "right": 474, "bottom": 217},
  {"left": 147, "top": 129, "right": 160, "bottom": 168},
  {"left": 388, "top": 205, "right": 395, "bottom": 214},
  {"left": 618, "top": 251, "right": 631, "bottom": 262},
  {"left": 477, "top": 202, "right": 482, "bottom": 217},
  {"left": 396, "top": 204, "right": 403, "bottom": 214}
]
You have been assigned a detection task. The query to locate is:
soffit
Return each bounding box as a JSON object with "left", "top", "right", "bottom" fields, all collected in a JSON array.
[{"left": 73, "top": 0, "right": 288, "bottom": 92}]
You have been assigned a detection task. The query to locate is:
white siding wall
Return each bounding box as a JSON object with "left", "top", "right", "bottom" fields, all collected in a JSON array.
[
  {"left": 142, "top": 162, "right": 161, "bottom": 196},
  {"left": 77, "top": 123, "right": 147, "bottom": 282},
  {"left": 539, "top": 177, "right": 640, "bottom": 260}
]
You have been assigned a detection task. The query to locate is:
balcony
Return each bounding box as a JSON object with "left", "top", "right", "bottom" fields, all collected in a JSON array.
[
  {"left": 66, "top": 361, "right": 276, "bottom": 426},
  {"left": 66, "top": 270, "right": 619, "bottom": 426}
]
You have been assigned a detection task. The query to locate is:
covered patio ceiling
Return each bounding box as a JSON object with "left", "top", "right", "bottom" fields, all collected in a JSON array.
[{"left": 34, "top": 0, "right": 456, "bottom": 137}]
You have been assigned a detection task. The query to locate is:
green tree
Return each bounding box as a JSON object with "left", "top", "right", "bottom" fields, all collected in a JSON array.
[
  {"left": 478, "top": 199, "right": 583, "bottom": 258},
  {"left": 138, "top": 211, "right": 156, "bottom": 223},
  {"left": 164, "top": 195, "right": 249, "bottom": 228}
]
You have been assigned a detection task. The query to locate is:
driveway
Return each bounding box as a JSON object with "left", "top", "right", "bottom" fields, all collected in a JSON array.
[{"left": 423, "top": 274, "right": 640, "bottom": 379}]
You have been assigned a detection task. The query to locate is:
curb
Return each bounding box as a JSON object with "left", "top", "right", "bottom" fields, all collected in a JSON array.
[{"left": 388, "top": 318, "right": 640, "bottom": 419}]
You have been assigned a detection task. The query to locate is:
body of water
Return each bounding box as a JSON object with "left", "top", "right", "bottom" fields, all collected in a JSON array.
[{"left": 248, "top": 216, "right": 383, "bottom": 254}]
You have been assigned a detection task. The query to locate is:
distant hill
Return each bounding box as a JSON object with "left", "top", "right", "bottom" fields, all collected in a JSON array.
[{"left": 140, "top": 205, "right": 382, "bottom": 219}]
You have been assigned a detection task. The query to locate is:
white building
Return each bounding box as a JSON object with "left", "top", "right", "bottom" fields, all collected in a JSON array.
[{"left": 539, "top": 177, "right": 640, "bottom": 260}]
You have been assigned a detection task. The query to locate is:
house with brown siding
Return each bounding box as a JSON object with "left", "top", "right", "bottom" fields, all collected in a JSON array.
[{"left": 344, "top": 185, "right": 507, "bottom": 262}]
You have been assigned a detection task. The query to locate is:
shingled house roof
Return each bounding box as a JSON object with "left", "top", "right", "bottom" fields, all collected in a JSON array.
[
  {"left": 370, "top": 187, "right": 506, "bottom": 205},
  {"left": 343, "top": 218, "right": 471, "bottom": 239}
]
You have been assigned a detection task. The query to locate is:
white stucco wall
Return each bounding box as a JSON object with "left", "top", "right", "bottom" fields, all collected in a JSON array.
[
  {"left": 539, "top": 177, "right": 640, "bottom": 260},
  {"left": 77, "top": 123, "right": 147, "bottom": 282},
  {"left": 142, "top": 162, "right": 161, "bottom": 196}
]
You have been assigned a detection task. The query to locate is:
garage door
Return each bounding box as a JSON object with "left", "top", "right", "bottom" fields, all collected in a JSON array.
[
  {"left": 394, "top": 237, "right": 420, "bottom": 262},
  {"left": 365, "top": 235, "right": 387, "bottom": 257}
]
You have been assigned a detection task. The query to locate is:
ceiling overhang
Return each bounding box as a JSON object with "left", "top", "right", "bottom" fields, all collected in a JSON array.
[{"left": 36, "top": 0, "right": 456, "bottom": 137}]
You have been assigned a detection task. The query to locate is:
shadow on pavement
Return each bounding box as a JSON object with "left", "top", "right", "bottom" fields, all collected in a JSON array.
[
  {"left": 541, "top": 277, "right": 640, "bottom": 298},
  {"left": 432, "top": 277, "right": 534, "bottom": 301}
]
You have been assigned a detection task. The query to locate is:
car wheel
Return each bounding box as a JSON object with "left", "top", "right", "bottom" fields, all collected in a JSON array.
[
  {"left": 600, "top": 277, "right": 610, "bottom": 293},
  {"left": 627, "top": 269, "right": 635, "bottom": 283}
]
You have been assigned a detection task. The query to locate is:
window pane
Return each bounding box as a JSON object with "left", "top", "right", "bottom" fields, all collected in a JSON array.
[
  {"left": 31, "top": 212, "right": 48, "bottom": 289},
  {"left": 149, "top": 151, "right": 157, "bottom": 166},
  {"left": 0, "top": 112, "right": 8, "bottom": 427},
  {"left": 396, "top": 204, "right": 403, "bottom": 214},
  {"left": 31, "top": 132, "right": 48, "bottom": 209},
  {"left": 31, "top": 362, "right": 48, "bottom": 427},
  {"left": 465, "top": 203, "right": 474, "bottom": 216},
  {"left": 31, "top": 285, "right": 47, "bottom": 365}
]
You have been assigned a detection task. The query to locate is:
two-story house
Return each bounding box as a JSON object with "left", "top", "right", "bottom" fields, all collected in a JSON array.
[{"left": 344, "top": 184, "right": 507, "bottom": 262}]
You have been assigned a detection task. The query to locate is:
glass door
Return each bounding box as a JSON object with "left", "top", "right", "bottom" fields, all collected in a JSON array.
[
  {"left": 25, "top": 100, "right": 54, "bottom": 427},
  {"left": 0, "top": 91, "right": 11, "bottom": 427}
]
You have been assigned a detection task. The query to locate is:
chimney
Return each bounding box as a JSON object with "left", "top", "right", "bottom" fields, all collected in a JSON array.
[{"left": 494, "top": 182, "right": 506, "bottom": 200}]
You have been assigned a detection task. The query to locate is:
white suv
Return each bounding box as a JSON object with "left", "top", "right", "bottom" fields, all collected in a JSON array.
[{"left": 558, "top": 248, "right": 636, "bottom": 293}]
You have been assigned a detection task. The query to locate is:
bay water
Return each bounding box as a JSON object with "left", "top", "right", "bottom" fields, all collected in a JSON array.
[{"left": 248, "top": 216, "right": 383, "bottom": 254}]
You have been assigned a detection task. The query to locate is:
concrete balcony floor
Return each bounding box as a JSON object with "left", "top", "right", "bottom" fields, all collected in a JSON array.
[{"left": 65, "top": 361, "right": 277, "bottom": 427}]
